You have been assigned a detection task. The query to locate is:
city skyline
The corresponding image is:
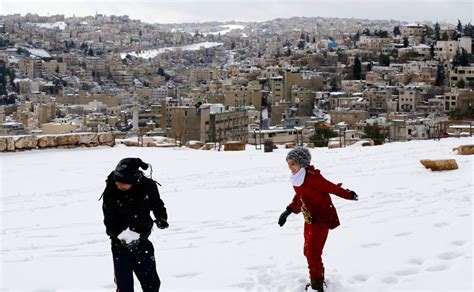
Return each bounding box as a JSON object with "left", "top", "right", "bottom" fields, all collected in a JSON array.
[{"left": 1, "top": 0, "right": 472, "bottom": 25}]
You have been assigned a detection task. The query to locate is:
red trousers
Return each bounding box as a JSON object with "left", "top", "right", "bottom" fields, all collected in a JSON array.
[{"left": 303, "top": 222, "right": 329, "bottom": 279}]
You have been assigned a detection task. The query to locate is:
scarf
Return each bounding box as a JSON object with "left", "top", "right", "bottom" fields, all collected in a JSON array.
[{"left": 290, "top": 167, "right": 306, "bottom": 187}]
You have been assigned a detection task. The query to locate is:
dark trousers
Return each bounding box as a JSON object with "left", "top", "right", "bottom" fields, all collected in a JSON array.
[
  {"left": 111, "top": 238, "right": 161, "bottom": 292},
  {"left": 303, "top": 222, "right": 329, "bottom": 280}
]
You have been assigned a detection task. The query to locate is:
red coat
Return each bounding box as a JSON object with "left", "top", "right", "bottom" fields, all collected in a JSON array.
[{"left": 288, "top": 165, "right": 352, "bottom": 229}]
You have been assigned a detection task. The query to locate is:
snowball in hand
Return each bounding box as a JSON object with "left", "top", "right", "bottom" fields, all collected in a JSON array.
[{"left": 117, "top": 228, "right": 140, "bottom": 244}]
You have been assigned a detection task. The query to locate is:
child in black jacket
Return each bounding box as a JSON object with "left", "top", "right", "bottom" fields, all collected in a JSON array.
[{"left": 102, "top": 157, "right": 168, "bottom": 292}]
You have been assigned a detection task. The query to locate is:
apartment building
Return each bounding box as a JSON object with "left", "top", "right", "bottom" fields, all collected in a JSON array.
[
  {"left": 171, "top": 104, "right": 248, "bottom": 143},
  {"left": 434, "top": 37, "right": 472, "bottom": 60},
  {"left": 401, "top": 23, "right": 426, "bottom": 38},
  {"left": 86, "top": 56, "right": 106, "bottom": 76},
  {"left": 19, "top": 58, "right": 42, "bottom": 78},
  {"left": 449, "top": 66, "right": 474, "bottom": 86},
  {"left": 399, "top": 85, "right": 424, "bottom": 112}
]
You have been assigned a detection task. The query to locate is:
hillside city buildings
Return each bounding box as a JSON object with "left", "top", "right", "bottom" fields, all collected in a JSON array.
[{"left": 0, "top": 13, "right": 473, "bottom": 148}]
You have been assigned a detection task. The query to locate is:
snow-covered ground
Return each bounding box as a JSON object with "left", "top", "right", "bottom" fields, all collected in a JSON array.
[
  {"left": 120, "top": 42, "right": 223, "bottom": 59},
  {"left": 1, "top": 138, "right": 472, "bottom": 291},
  {"left": 206, "top": 24, "right": 246, "bottom": 36}
]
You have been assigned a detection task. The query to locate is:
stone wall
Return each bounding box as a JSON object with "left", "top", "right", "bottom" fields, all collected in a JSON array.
[{"left": 0, "top": 132, "right": 115, "bottom": 152}]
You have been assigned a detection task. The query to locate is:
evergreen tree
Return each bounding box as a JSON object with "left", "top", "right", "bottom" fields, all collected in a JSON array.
[
  {"left": 353, "top": 56, "right": 362, "bottom": 80},
  {"left": 354, "top": 30, "right": 360, "bottom": 41},
  {"left": 393, "top": 26, "right": 401, "bottom": 36},
  {"left": 367, "top": 61, "right": 373, "bottom": 72},
  {"left": 463, "top": 23, "right": 473, "bottom": 37},
  {"left": 7, "top": 67, "right": 15, "bottom": 87},
  {"left": 456, "top": 79, "right": 465, "bottom": 88},
  {"left": 452, "top": 31, "right": 460, "bottom": 40},
  {"left": 435, "top": 64, "right": 445, "bottom": 86},
  {"left": 434, "top": 22, "right": 440, "bottom": 40},
  {"left": 457, "top": 19, "right": 463, "bottom": 32},
  {"left": 453, "top": 48, "right": 470, "bottom": 67},
  {"left": 297, "top": 39, "right": 305, "bottom": 50},
  {"left": 378, "top": 53, "right": 390, "bottom": 66},
  {"left": 329, "top": 76, "right": 339, "bottom": 91},
  {"left": 403, "top": 37, "right": 409, "bottom": 47},
  {"left": 309, "top": 126, "right": 338, "bottom": 147},
  {"left": 0, "top": 60, "right": 6, "bottom": 96},
  {"left": 364, "top": 124, "right": 385, "bottom": 145},
  {"left": 441, "top": 32, "right": 449, "bottom": 41}
]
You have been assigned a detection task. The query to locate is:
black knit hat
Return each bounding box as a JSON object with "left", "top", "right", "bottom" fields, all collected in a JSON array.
[
  {"left": 114, "top": 158, "right": 149, "bottom": 184},
  {"left": 286, "top": 146, "right": 311, "bottom": 168}
]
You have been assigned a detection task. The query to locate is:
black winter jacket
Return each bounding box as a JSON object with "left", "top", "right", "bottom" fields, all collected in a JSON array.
[{"left": 102, "top": 171, "right": 167, "bottom": 240}]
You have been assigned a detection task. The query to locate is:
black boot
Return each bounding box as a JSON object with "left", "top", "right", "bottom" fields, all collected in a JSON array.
[{"left": 310, "top": 277, "right": 324, "bottom": 292}]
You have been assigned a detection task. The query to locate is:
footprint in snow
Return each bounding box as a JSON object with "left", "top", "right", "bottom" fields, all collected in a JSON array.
[
  {"left": 381, "top": 276, "right": 398, "bottom": 284},
  {"left": 394, "top": 232, "right": 412, "bottom": 237},
  {"left": 425, "top": 264, "right": 448, "bottom": 272},
  {"left": 352, "top": 274, "right": 369, "bottom": 282},
  {"left": 451, "top": 240, "right": 467, "bottom": 246},
  {"left": 407, "top": 258, "right": 424, "bottom": 265},
  {"left": 433, "top": 222, "right": 450, "bottom": 228},
  {"left": 394, "top": 269, "right": 418, "bottom": 276},
  {"left": 437, "top": 251, "right": 463, "bottom": 260}
]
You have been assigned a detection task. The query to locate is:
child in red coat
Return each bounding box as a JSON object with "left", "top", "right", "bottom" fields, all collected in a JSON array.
[{"left": 278, "top": 147, "right": 358, "bottom": 292}]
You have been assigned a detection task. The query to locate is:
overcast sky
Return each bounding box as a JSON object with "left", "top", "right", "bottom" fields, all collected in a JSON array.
[{"left": 1, "top": 0, "right": 471, "bottom": 25}]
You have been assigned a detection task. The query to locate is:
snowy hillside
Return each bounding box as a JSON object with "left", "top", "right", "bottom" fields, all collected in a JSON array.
[{"left": 1, "top": 138, "right": 472, "bottom": 291}]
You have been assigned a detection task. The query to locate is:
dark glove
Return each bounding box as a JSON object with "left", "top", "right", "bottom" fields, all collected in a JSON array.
[
  {"left": 155, "top": 218, "right": 169, "bottom": 229},
  {"left": 347, "top": 189, "right": 358, "bottom": 201},
  {"left": 120, "top": 238, "right": 140, "bottom": 248},
  {"left": 278, "top": 207, "right": 292, "bottom": 227}
]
